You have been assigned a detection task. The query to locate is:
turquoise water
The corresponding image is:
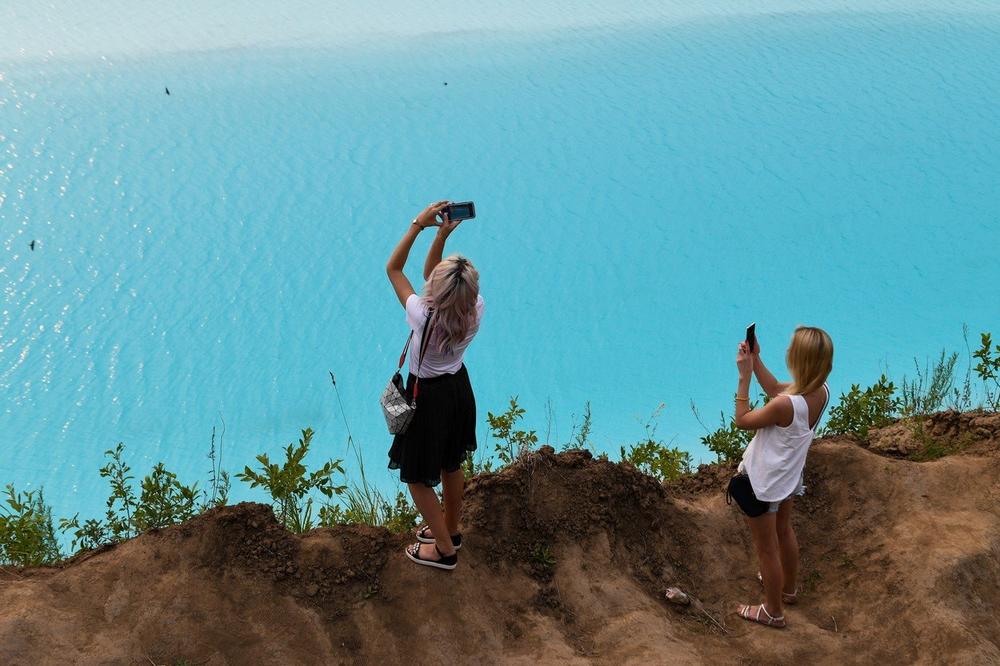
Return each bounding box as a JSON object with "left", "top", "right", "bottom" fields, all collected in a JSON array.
[{"left": 3, "top": 4, "right": 1000, "bottom": 523}]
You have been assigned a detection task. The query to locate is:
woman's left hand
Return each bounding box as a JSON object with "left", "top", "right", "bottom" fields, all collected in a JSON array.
[{"left": 736, "top": 341, "right": 754, "bottom": 377}]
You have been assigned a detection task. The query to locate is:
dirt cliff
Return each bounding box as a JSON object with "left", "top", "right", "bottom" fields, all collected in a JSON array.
[{"left": 2, "top": 413, "right": 999, "bottom": 665}]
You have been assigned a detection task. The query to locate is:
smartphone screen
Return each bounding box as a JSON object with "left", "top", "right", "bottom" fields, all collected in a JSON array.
[
  {"left": 746, "top": 323, "right": 756, "bottom": 353},
  {"left": 445, "top": 201, "right": 476, "bottom": 221}
]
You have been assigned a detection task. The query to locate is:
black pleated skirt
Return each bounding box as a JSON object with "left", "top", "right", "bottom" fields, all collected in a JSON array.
[{"left": 387, "top": 364, "right": 477, "bottom": 487}]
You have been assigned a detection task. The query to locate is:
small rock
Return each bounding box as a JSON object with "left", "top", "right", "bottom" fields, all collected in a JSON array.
[{"left": 306, "top": 584, "right": 319, "bottom": 597}]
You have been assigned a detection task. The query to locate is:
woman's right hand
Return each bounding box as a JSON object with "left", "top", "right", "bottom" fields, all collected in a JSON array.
[
  {"left": 437, "top": 210, "right": 463, "bottom": 239},
  {"left": 736, "top": 341, "right": 754, "bottom": 378},
  {"left": 414, "top": 201, "right": 449, "bottom": 229}
]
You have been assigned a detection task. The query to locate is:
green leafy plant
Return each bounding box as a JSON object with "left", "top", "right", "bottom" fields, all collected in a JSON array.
[
  {"left": 619, "top": 405, "right": 692, "bottom": 482},
  {"left": 60, "top": 444, "right": 202, "bottom": 551},
  {"left": 58, "top": 515, "right": 109, "bottom": 553},
  {"left": 0, "top": 485, "right": 61, "bottom": 567},
  {"left": 973, "top": 331, "right": 1000, "bottom": 410},
  {"left": 692, "top": 400, "right": 755, "bottom": 464},
  {"left": 60, "top": 443, "right": 138, "bottom": 549},
  {"left": 236, "top": 428, "right": 346, "bottom": 533},
  {"left": 101, "top": 442, "right": 139, "bottom": 541},
  {"left": 132, "top": 464, "right": 199, "bottom": 532},
  {"left": 822, "top": 375, "right": 900, "bottom": 441},
  {"left": 487, "top": 397, "right": 538, "bottom": 465}
]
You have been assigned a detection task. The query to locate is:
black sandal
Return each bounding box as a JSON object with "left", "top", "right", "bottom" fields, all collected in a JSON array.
[
  {"left": 405, "top": 542, "right": 458, "bottom": 571},
  {"left": 415, "top": 525, "right": 463, "bottom": 550}
]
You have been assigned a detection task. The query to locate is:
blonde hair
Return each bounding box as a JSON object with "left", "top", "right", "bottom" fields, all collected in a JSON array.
[
  {"left": 785, "top": 326, "right": 834, "bottom": 395},
  {"left": 422, "top": 255, "right": 480, "bottom": 354}
]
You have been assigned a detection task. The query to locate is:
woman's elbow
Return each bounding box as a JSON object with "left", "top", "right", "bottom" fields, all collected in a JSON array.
[{"left": 734, "top": 415, "right": 755, "bottom": 431}]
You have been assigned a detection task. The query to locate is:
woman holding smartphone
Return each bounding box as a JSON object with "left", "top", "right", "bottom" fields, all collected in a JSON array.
[
  {"left": 385, "top": 200, "right": 484, "bottom": 571},
  {"left": 730, "top": 326, "right": 833, "bottom": 628}
]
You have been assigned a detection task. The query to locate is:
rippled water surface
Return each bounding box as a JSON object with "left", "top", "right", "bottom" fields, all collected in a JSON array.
[{"left": 3, "top": 2, "right": 1000, "bottom": 520}]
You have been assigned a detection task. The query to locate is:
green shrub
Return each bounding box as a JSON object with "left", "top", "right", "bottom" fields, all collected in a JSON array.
[
  {"left": 0, "top": 485, "right": 61, "bottom": 566},
  {"left": 60, "top": 443, "right": 140, "bottom": 549},
  {"left": 487, "top": 397, "right": 539, "bottom": 465},
  {"left": 133, "top": 464, "right": 199, "bottom": 532},
  {"left": 900, "top": 351, "right": 959, "bottom": 417},
  {"left": 236, "top": 428, "right": 346, "bottom": 533},
  {"left": 974, "top": 332, "right": 1000, "bottom": 410},
  {"left": 60, "top": 443, "right": 202, "bottom": 551},
  {"left": 619, "top": 405, "right": 692, "bottom": 482},
  {"left": 699, "top": 409, "right": 753, "bottom": 464},
  {"left": 822, "top": 375, "right": 900, "bottom": 440}
]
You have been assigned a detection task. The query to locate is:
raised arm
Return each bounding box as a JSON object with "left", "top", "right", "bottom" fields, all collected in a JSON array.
[
  {"left": 423, "top": 207, "right": 464, "bottom": 280},
  {"left": 750, "top": 339, "right": 791, "bottom": 398},
  {"left": 734, "top": 341, "right": 793, "bottom": 430},
  {"left": 387, "top": 201, "right": 447, "bottom": 307}
]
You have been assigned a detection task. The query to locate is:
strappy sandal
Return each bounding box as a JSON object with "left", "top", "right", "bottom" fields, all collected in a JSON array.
[
  {"left": 757, "top": 571, "right": 798, "bottom": 604},
  {"left": 738, "top": 603, "right": 786, "bottom": 629},
  {"left": 405, "top": 542, "right": 458, "bottom": 571},
  {"left": 415, "top": 525, "right": 462, "bottom": 550}
]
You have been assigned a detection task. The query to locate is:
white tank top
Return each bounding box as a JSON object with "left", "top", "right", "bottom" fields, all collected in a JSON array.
[{"left": 738, "top": 385, "right": 829, "bottom": 502}]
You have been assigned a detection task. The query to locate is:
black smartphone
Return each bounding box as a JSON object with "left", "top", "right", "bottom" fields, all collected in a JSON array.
[
  {"left": 746, "top": 323, "right": 757, "bottom": 354},
  {"left": 443, "top": 201, "right": 476, "bottom": 222}
]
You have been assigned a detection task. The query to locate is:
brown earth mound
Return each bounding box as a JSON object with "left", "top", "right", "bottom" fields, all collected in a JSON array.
[
  {"left": 2, "top": 425, "right": 999, "bottom": 665},
  {"left": 867, "top": 410, "right": 1000, "bottom": 458}
]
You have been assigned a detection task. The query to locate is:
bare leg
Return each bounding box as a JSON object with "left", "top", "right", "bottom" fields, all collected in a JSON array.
[
  {"left": 745, "top": 512, "right": 783, "bottom": 618},
  {"left": 408, "top": 483, "right": 455, "bottom": 559},
  {"left": 441, "top": 468, "right": 464, "bottom": 536},
  {"left": 775, "top": 498, "right": 798, "bottom": 595}
]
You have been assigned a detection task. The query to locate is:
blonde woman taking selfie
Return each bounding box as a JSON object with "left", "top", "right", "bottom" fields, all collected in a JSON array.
[
  {"left": 727, "top": 326, "right": 833, "bottom": 628},
  {"left": 385, "top": 201, "right": 484, "bottom": 571}
]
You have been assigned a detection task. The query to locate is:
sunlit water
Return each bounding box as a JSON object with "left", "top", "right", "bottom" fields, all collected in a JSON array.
[{"left": 2, "top": 2, "right": 999, "bottom": 525}]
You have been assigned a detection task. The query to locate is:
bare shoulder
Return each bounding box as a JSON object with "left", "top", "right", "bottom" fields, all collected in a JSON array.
[
  {"left": 804, "top": 386, "right": 828, "bottom": 408},
  {"left": 771, "top": 394, "right": 794, "bottom": 412}
]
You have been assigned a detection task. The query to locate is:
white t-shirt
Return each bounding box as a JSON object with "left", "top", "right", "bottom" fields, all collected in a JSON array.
[{"left": 405, "top": 293, "right": 485, "bottom": 378}]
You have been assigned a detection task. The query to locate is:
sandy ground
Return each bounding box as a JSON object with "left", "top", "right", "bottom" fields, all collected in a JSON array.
[{"left": 2, "top": 412, "right": 999, "bottom": 665}]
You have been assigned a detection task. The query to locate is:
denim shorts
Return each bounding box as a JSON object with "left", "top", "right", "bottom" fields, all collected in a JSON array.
[{"left": 766, "top": 478, "right": 806, "bottom": 513}]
